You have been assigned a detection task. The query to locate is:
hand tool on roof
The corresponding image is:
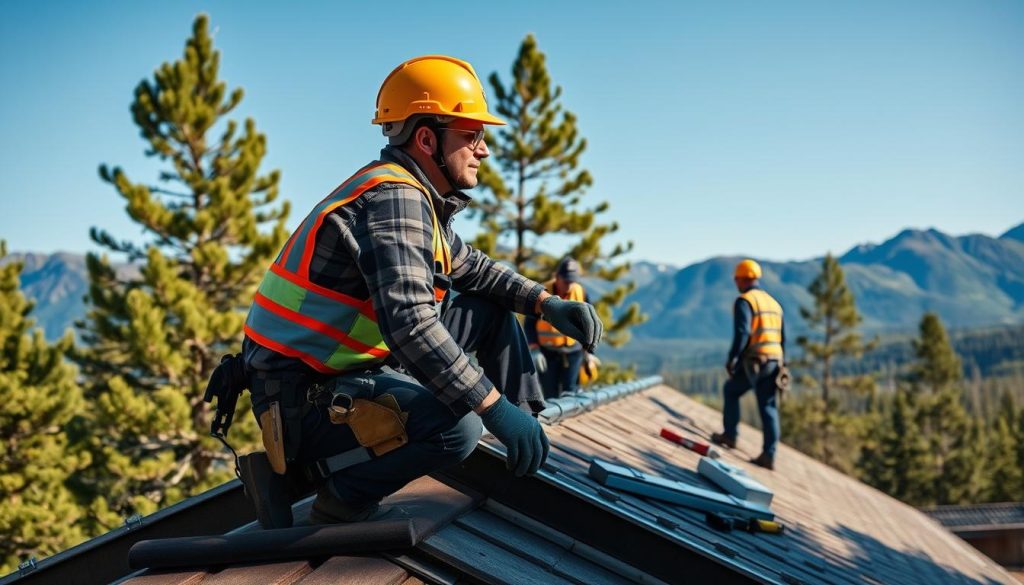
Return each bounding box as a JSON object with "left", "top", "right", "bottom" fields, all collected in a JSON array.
[
  {"left": 660, "top": 427, "right": 721, "bottom": 459},
  {"left": 705, "top": 511, "right": 785, "bottom": 535}
]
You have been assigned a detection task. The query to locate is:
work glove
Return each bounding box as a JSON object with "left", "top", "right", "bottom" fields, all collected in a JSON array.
[
  {"left": 531, "top": 348, "right": 547, "bottom": 374},
  {"left": 480, "top": 397, "right": 550, "bottom": 477},
  {"left": 539, "top": 296, "right": 604, "bottom": 353}
]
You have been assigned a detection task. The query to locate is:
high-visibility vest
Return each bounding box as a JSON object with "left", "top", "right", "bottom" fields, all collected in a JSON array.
[
  {"left": 536, "top": 280, "right": 586, "bottom": 350},
  {"left": 244, "top": 162, "right": 452, "bottom": 374},
  {"left": 739, "top": 288, "right": 784, "bottom": 360}
]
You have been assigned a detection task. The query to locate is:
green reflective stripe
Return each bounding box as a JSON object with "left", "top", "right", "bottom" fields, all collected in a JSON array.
[
  {"left": 248, "top": 300, "right": 388, "bottom": 372},
  {"left": 298, "top": 289, "right": 360, "bottom": 335},
  {"left": 326, "top": 347, "right": 384, "bottom": 371},
  {"left": 246, "top": 303, "right": 336, "bottom": 363},
  {"left": 348, "top": 313, "right": 389, "bottom": 351},
  {"left": 258, "top": 271, "right": 307, "bottom": 312}
]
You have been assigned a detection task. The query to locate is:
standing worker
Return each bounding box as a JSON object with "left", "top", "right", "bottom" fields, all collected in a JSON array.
[
  {"left": 711, "top": 259, "right": 786, "bottom": 470},
  {"left": 525, "top": 257, "right": 598, "bottom": 398},
  {"left": 228, "top": 55, "right": 603, "bottom": 529}
]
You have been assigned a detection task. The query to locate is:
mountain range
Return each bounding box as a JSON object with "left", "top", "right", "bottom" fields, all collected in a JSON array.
[
  {"left": 617, "top": 223, "right": 1024, "bottom": 341},
  {"left": 6, "top": 222, "right": 1024, "bottom": 343}
]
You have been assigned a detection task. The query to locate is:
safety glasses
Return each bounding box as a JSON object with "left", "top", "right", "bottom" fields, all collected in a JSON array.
[{"left": 440, "top": 127, "right": 486, "bottom": 150}]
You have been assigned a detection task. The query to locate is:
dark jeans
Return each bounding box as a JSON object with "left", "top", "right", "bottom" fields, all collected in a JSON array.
[
  {"left": 297, "top": 294, "right": 542, "bottom": 506},
  {"left": 539, "top": 348, "right": 584, "bottom": 399},
  {"left": 722, "top": 360, "right": 780, "bottom": 457}
]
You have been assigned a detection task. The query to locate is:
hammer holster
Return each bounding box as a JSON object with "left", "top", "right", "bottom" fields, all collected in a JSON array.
[{"left": 251, "top": 371, "right": 318, "bottom": 474}]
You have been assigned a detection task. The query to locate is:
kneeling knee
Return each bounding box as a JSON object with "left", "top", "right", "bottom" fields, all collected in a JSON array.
[{"left": 442, "top": 413, "right": 484, "bottom": 463}]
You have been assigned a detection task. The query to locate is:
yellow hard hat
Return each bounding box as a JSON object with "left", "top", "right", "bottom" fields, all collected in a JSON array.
[
  {"left": 579, "top": 359, "right": 599, "bottom": 386},
  {"left": 373, "top": 55, "right": 506, "bottom": 127},
  {"left": 735, "top": 259, "right": 762, "bottom": 280}
]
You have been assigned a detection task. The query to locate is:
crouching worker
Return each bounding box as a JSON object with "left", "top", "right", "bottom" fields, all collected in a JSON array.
[{"left": 231, "top": 55, "right": 603, "bottom": 529}]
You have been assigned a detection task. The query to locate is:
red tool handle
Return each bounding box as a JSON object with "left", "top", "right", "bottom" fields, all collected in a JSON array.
[{"left": 660, "top": 427, "right": 710, "bottom": 455}]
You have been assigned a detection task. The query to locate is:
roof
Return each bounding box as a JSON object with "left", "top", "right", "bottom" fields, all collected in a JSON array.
[
  {"left": 528, "top": 384, "right": 1016, "bottom": 585},
  {"left": 5, "top": 380, "right": 1016, "bottom": 585},
  {"left": 924, "top": 503, "right": 1024, "bottom": 533}
]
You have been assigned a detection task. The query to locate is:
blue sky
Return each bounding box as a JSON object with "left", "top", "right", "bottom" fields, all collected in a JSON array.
[{"left": 1, "top": 1, "right": 1021, "bottom": 266}]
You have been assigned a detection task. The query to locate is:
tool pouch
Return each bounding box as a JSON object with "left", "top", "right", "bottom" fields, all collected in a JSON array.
[
  {"left": 741, "top": 355, "right": 765, "bottom": 381},
  {"left": 258, "top": 402, "right": 288, "bottom": 474},
  {"left": 775, "top": 365, "right": 792, "bottom": 395},
  {"left": 328, "top": 392, "right": 409, "bottom": 457}
]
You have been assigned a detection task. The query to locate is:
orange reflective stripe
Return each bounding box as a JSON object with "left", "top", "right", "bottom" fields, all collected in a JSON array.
[
  {"left": 536, "top": 281, "right": 585, "bottom": 349},
  {"left": 299, "top": 174, "right": 425, "bottom": 279},
  {"left": 740, "top": 289, "right": 784, "bottom": 358},
  {"left": 243, "top": 325, "right": 338, "bottom": 375},
  {"left": 268, "top": 263, "right": 375, "bottom": 320},
  {"left": 279, "top": 162, "right": 378, "bottom": 266},
  {"left": 253, "top": 292, "right": 388, "bottom": 358},
  {"left": 248, "top": 161, "right": 454, "bottom": 373}
]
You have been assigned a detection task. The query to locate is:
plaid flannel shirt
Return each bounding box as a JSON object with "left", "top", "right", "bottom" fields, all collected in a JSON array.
[{"left": 244, "top": 146, "right": 544, "bottom": 415}]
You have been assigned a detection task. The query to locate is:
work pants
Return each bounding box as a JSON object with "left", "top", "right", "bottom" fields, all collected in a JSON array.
[
  {"left": 539, "top": 347, "right": 585, "bottom": 400},
  {"left": 721, "top": 360, "right": 780, "bottom": 457},
  {"left": 297, "top": 294, "right": 543, "bottom": 507}
]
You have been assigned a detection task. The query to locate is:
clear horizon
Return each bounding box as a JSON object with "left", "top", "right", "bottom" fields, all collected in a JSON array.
[{"left": 2, "top": 1, "right": 1022, "bottom": 266}]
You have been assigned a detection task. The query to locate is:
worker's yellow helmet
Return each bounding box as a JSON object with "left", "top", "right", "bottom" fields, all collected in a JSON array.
[
  {"left": 373, "top": 55, "right": 506, "bottom": 140},
  {"left": 734, "top": 259, "right": 762, "bottom": 280}
]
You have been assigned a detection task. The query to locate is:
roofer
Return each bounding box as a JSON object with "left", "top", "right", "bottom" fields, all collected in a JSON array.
[
  {"left": 711, "top": 259, "right": 788, "bottom": 470},
  {"left": 525, "top": 257, "right": 599, "bottom": 398},
  {"left": 233, "top": 55, "right": 603, "bottom": 528}
]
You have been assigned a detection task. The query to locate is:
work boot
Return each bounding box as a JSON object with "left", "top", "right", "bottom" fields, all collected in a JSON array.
[
  {"left": 309, "top": 486, "right": 381, "bottom": 524},
  {"left": 710, "top": 432, "right": 736, "bottom": 449},
  {"left": 751, "top": 453, "right": 775, "bottom": 471},
  {"left": 238, "top": 451, "right": 294, "bottom": 529}
]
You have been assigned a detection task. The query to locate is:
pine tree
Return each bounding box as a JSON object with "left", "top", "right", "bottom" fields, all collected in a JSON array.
[
  {"left": 912, "top": 312, "right": 961, "bottom": 393},
  {"left": 0, "top": 243, "right": 88, "bottom": 573},
  {"left": 473, "top": 34, "right": 645, "bottom": 350},
  {"left": 796, "top": 253, "right": 876, "bottom": 463},
  {"left": 909, "top": 313, "right": 982, "bottom": 504},
  {"left": 75, "top": 14, "right": 289, "bottom": 527},
  {"left": 984, "top": 393, "right": 1023, "bottom": 502},
  {"left": 858, "top": 390, "right": 934, "bottom": 505},
  {"left": 985, "top": 416, "right": 1023, "bottom": 502},
  {"left": 924, "top": 389, "right": 984, "bottom": 504}
]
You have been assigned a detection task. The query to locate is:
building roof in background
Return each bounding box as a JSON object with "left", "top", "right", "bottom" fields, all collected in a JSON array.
[{"left": 925, "top": 503, "right": 1024, "bottom": 532}]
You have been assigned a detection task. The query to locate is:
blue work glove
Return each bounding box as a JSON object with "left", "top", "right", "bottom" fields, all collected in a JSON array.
[
  {"left": 480, "top": 397, "right": 550, "bottom": 477},
  {"left": 530, "top": 348, "right": 547, "bottom": 374},
  {"left": 540, "top": 296, "right": 604, "bottom": 353}
]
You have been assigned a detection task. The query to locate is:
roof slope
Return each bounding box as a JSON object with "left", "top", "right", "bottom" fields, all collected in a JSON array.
[
  {"left": 11, "top": 381, "right": 1015, "bottom": 585},
  {"left": 527, "top": 384, "right": 1015, "bottom": 585}
]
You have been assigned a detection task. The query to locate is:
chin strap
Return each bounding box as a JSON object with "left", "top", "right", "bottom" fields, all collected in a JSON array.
[{"left": 426, "top": 124, "right": 458, "bottom": 189}]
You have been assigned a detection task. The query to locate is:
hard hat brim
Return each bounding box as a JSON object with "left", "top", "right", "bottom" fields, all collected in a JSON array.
[{"left": 371, "top": 110, "right": 506, "bottom": 126}]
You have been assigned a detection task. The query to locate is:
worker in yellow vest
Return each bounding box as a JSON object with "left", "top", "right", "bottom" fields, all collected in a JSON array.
[
  {"left": 229, "top": 56, "right": 603, "bottom": 529},
  {"left": 711, "top": 259, "right": 785, "bottom": 470},
  {"left": 525, "top": 258, "right": 598, "bottom": 398}
]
